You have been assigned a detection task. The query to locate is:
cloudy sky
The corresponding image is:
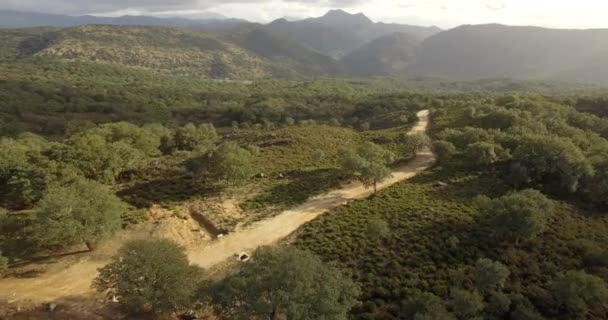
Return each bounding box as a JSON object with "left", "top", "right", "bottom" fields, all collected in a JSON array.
[{"left": 2, "top": 0, "right": 607, "bottom": 29}]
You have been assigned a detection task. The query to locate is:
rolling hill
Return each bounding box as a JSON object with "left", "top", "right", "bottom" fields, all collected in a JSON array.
[
  {"left": 410, "top": 24, "right": 608, "bottom": 82},
  {"left": 4, "top": 10, "right": 608, "bottom": 84},
  {"left": 0, "top": 25, "right": 341, "bottom": 79},
  {"left": 340, "top": 32, "right": 420, "bottom": 77},
  {"left": 0, "top": 9, "right": 246, "bottom": 30}
]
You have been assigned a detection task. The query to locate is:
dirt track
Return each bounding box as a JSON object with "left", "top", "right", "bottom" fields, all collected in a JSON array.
[
  {"left": 188, "top": 110, "right": 434, "bottom": 268},
  {"left": 0, "top": 110, "right": 434, "bottom": 306}
]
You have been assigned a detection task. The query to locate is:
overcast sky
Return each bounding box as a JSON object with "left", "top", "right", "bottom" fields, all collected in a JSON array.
[{"left": 2, "top": 0, "right": 607, "bottom": 29}]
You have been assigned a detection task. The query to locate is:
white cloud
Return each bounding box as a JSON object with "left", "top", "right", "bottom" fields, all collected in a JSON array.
[{"left": 1, "top": 0, "right": 607, "bottom": 29}]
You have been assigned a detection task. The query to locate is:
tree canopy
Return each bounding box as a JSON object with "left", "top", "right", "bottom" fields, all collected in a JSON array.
[
  {"left": 340, "top": 142, "right": 394, "bottom": 193},
  {"left": 212, "top": 246, "right": 360, "bottom": 320},
  {"left": 31, "top": 178, "right": 128, "bottom": 250},
  {"left": 94, "top": 239, "right": 203, "bottom": 315},
  {"left": 475, "top": 189, "right": 555, "bottom": 243}
]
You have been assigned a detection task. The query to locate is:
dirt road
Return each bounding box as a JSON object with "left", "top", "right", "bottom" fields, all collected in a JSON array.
[
  {"left": 188, "top": 110, "right": 435, "bottom": 268},
  {"left": 0, "top": 110, "right": 434, "bottom": 306}
]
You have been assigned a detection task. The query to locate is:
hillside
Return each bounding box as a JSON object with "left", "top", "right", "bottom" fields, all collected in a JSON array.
[
  {"left": 222, "top": 27, "right": 341, "bottom": 77},
  {"left": 0, "top": 25, "right": 340, "bottom": 79},
  {"left": 266, "top": 9, "right": 440, "bottom": 58},
  {"left": 340, "top": 32, "right": 420, "bottom": 77},
  {"left": 411, "top": 24, "right": 608, "bottom": 81}
]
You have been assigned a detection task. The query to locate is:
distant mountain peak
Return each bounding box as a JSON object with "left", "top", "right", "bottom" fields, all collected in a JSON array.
[{"left": 319, "top": 9, "right": 373, "bottom": 25}]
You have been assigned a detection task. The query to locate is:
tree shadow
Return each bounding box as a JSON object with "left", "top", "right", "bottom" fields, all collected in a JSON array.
[
  {"left": 414, "top": 167, "right": 509, "bottom": 201},
  {"left": 7, "top": 250, "right": 90, "bottom": 270},
  {"left": 243, "top": 168, "right": 348, "bottom": 210},
  {"left": 1, "top": 294, "right": 129, "bottom": 320},
  {"left": 117, "top": 174, "right": 220, "bottom": 208}
]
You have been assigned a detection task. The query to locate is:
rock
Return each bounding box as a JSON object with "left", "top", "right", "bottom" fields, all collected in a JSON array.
[
  {"left": 47, "top": 303, "right": 58, "bottom": 312},
  {"left": 257, "top": 173, "right": 266, "bottom": 178},
  {"left": 237, "top": 252, "right": 250, "bottom": 262},
  {"left": 434, "top": 181, "right": 448, "bottom": 187}
]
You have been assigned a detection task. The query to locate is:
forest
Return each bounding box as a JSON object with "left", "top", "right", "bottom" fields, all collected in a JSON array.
[
  {"left": 1, "top": 56, "right": 608, "bottom": 320},
  {"left": 296, "top": 94, "right": 608, "bottom": 319}
]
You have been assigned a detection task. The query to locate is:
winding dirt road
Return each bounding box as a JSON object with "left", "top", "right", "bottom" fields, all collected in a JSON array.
[
  {"left": 0, "top": 110, "right": 434, "bottom": 306},
  {"left": 188, "top": 110, "right": 435, "bottom": 268}
]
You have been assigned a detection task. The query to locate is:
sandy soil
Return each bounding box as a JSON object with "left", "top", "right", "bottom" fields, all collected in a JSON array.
[{"left": 0, "top": 110, "right": 434, "bottom": 309}]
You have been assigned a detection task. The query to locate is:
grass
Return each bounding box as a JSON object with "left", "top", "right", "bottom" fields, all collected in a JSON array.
[{"left": 294, "top": 166, "right": 608, "bottom": 319}]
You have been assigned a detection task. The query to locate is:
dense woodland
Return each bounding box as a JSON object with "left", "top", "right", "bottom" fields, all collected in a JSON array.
[
  {"left": 1, "top": 24, "right": 608, "bottom": 319},
  {"left": 297, "top": 94, "right": 608, "bottom": 319}
]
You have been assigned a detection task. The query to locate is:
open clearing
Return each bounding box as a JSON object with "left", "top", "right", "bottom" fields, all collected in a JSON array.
[{"left": 0, "top": 110, "right": 434, "bottom": 309}]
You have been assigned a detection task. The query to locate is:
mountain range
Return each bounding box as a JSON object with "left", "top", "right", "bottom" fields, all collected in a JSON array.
[
  {"left": 2, "top": 9, "right": 608, "bottom": 84},
  {"left": 0, "top": 10, "right": 244, "bottom": 30}
]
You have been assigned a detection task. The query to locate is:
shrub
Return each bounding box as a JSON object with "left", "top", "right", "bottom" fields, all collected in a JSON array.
[
  {"left": 475, "top": 189, "right": 555, "bottom": 243},
  {"left": 473, "top": 258, "right": 510, "bottom": 294},
  {"left": 212, "top": 246, "right": 360, "bottom": 320},
  {"left": 551, "top": 270, "right": 608, "bottom": 316}
]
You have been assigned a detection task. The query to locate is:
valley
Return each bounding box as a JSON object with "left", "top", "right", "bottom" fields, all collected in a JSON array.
[{"left": 1, "top": 6, "right": 608, "bottom": 320}]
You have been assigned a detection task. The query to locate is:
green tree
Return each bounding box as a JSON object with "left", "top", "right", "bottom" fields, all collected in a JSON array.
[
  {"left": 31, "top": 178, "right": 127, "bottom": 251},
  {"left": 366, "top": 218, "right": 390, "bottom": 241},
  {"left": 62, "top": 132, "right": 145, "bottom": 184},
  {"left": 510, "top": 135, "right": 593, "bottom": 192},
  {"left": 551, "top": 270, "right": 608, "bottom": 316},
  {"left": 208, "top": 142, "right": 255, "bottom": 184},
  {"left": 173, "top": 123, "right": 218, "bottom": 152},
  {"left": 212, "top": 246, "right": 360, "bottom": 320},
  {"left": 93, "top": 122, "right": 163, "bottom": 156},
  {"left": 340, "top": 142, "right": 394, "bottom": 193},
  {"left": 402, "top": 291, "right": 455, "bottom": 320},
  {"left": 486, "top": 292, "right": 511, "bottom": 318},
  {"left": 474, "top": 258, "right": 510, "bottom": 294},
  {"left": 465, "top": 142, "right": 508, "bottom": 169},
  {"left": 94, "top": 239, "right": 203, "bottom": 315},
  {"left": 433, "top": 140, "right": 457, "bottom": 163},
  {"left": 285, "top": 117, "right": 295, "bottom": 126},
  {"left": 407, "top": 132, "right": 431, "bottom": 153},
  {"left": 450, "top": 289, "right": 485, "bottom": 319},
  {"left": 475, "top": 189, "right": 555, "bottom": 243}
]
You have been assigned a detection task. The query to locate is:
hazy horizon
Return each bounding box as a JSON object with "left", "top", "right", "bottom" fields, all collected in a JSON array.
[{"left": 2, "top": 0, "right": 608, "bottom": 29}]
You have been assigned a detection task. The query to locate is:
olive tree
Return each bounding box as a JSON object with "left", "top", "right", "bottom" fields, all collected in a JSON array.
[
  {"left": 510, "top": 135, "right": 593, "bottom": 192},
  {"left": 94, "top": 239, "right": 203, "bottom": 315},
  {"left": 212, "top": 246, "right": 360, "bottom": 320},
  {"left": 474, "top": 189, "right": 555, "bottom": 243},
  {"left": 407, "top": 132, "right": 431, "bottom": 153},
  {"left": 340, "top": 142, "right": 394, "bottom": 193},
  {"left": 366, "top": 218, "right": 390, "bottom": 241},
  {"left": 208, "top": 142, "right": 255, "bottom": 185},
  {"left": 31, "top": 178, "right": 128, "bottom": 251},
  {"left": 450, "top": 289, "right": 485, "bottom": 319},
  {"left": 551, "top": 270, "right": 608, "bottom": 316},
  {"left": 465, "top": 142, "right": 508, "bottom": 169},
  {"left": 172, "top": 123, "right": 218, "bottom": 152},
  {"left": 433, "top": 140, "right": 457, "bottom": 163},
  {"left": 402, "top": 292, "right": 455, "bottom": 320},
  {"left": 62, "top": 132, "right": 146, "bottom": 184},
  {"left": 473, "top": 258, "right": 510, "bottom": 294}
]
